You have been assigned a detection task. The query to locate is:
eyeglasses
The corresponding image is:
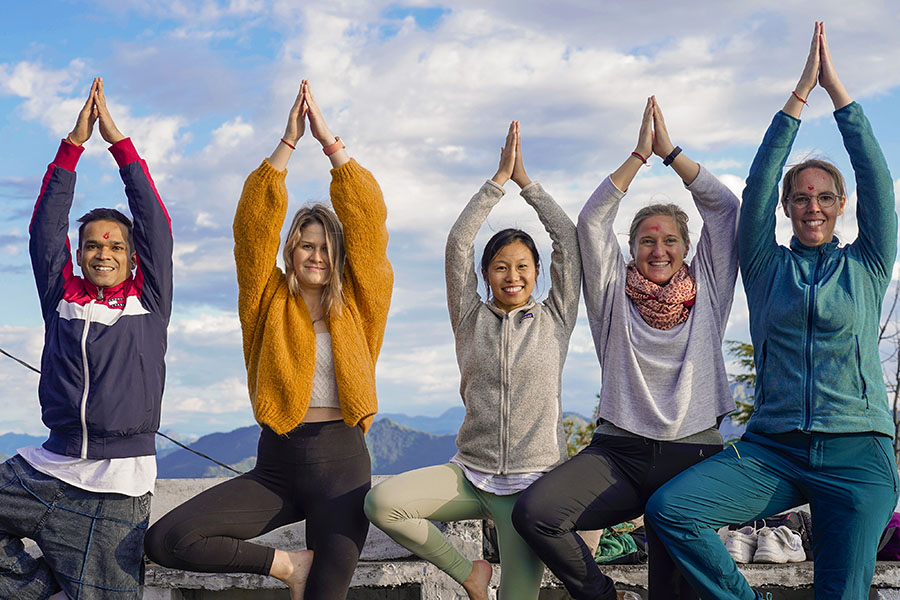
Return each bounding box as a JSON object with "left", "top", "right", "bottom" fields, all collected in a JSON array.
[{"left": 789, "top": 193, "right": 839, "bottom": 208}]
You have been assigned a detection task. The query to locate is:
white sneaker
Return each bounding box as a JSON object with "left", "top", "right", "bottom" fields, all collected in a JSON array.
[
  {"left": 617, "top": 591, "right": 642, "bottom": 600},
  {"left": 753, "top": 526, "right": 805, "bottom": 563},
  {"left": 724, "top": 525, "right": 758, "bottom": 563}
]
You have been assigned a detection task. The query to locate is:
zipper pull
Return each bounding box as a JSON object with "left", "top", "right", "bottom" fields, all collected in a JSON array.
[{"left": 97, "top": 287, "right": 104, "bottom": 301}]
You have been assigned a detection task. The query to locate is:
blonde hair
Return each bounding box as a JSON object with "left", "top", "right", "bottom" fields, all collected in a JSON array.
[
  {"left": 628, "top": 204, "right": 691, "bottom": 251},
  {"left": 282, "top": 204, "right": 345, "bottom": 317}
]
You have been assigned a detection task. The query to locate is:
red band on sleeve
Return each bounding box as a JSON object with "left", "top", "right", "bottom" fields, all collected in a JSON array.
[
  {"left": 108, "top": 138, "right": 139, "bottom": 168},
  {"left": 54, "top": 139, "right": 86, "bottom": 172}
]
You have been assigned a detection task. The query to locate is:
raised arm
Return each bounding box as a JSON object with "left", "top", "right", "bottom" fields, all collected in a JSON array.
[
  {"left": 821, "top": 25, "right": 898, "bottom": 278},
  {"left": 29, "top": 80, "right": 97, "bottom": 317},
  {"left": 446, "top": 123, "right": 514, "bottom": 330},
  {"left": 739, "top": 27, "right": 818, "bottom": 286},
  {"left": 514, "top": 124, "right": 580, "bottom": 329},
  {"left": 651, "top": 97, "right": 700, "bottom": 185},
  {"left": 96, "top": 78, "right": 173, "bottom": 317},
  {"left": 609, "top": 97, "right": 653, "bottom": 192}
]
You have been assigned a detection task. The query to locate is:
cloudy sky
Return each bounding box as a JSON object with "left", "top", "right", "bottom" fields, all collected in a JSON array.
[{"left": 2, "top": 1, "right": 899, "bottom": 437}]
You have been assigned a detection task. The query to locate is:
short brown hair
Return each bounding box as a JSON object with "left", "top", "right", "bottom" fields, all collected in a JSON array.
[
  {"left": 282, "top": 204, "right": 346, "bottom": 317},
  {"left": 628, "top": 204, "right": 690, "bottom": 251},
  {"left": 781, "top": 159, "right": 846, "bottom": 208}
]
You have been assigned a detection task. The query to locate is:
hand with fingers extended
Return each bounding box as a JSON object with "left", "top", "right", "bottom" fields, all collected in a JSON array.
[
  {"left": 94, "top": 78, "right": 126, "bottom": 145},
  {"left": 491, "top": 122, "right": 517, "bottom": 186},
  {"left": 303, "top": 81, "right": 337, "bottom": 147},
  {"left": 634, "top": 97, "right": 654, "bottom": 164},
  {"left": 650, "top": 97, "right": 676, "bottom": 159},
  {"left": 795, "top": 21, "right": 822, "bottom": 101},
  {"left": 282, "top": 80, "right": 308, "bottom": 146},
  {"left": 67, "top": 78, "right": 99, "bottom": 147},
  {"left": 510, "top": 121, "right": 532, "bottom": 189},
  {"left": 817, "top": 22, "right": 851, "bottom": 108}
]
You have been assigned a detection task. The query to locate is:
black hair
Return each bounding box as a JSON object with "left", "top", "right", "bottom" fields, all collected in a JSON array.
[
  {"left": 479, "top": 228, "right": 541, "bottom": 297},
  {"left": 76, "top": 208, "right": 135, "bottom": 256}
]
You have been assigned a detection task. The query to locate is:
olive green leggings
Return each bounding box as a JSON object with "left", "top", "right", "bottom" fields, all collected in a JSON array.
[{"left": 364, "top": 463, "right": 544, "bottom": 599}]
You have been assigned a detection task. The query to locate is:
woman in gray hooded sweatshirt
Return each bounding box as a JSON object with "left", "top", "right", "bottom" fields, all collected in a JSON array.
[{"left": 365, "top": 121, "right": 581, "bottom": 600}]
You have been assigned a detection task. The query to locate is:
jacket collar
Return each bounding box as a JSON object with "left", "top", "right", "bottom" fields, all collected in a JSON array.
[
  {"left": 487, "top": 296, "right": 537, "bottom": 319},
  {"left": 789, "top": 235, "right": 840, "bottom": 258},
  {"left": 83, "top": 277, "right": 131, "bottom": 300}
]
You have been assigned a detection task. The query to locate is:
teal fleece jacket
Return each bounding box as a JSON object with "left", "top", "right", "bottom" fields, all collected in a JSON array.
[{"left": 739, "top": 102, "right": 898, "bottom": 437}]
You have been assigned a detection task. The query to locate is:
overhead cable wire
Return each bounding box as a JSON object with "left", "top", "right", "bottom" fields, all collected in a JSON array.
[{"left": 0, "top": 345, "right": 244, "bottom": 475}]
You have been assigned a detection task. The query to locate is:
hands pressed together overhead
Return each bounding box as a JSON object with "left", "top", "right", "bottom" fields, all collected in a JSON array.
[
  {"left": 67, "top": 77, "right": 125, "bottom": 147},
  {"left": 491, "top": 121, "right": 532, "bottom": 189},
  {"left": 282, "top": 80, "right": 339, "bottom": 148},
  {"left": 633, "top": 96, "right": 678, "bottom": 163},
  {"left": 790, "top": 21, "right": 851, "bottom": 115},
  {"left": 272, "top": 80, "right": 348, "bottom": 170}
]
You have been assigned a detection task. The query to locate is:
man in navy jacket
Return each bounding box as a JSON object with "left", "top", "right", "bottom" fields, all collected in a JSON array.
[{"left": 0, "top": 77, "right": 173, "bottom": 599}]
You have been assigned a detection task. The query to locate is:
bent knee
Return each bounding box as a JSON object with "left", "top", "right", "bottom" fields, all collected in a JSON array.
[
  {"left": 144, "top": 521, "right": 177, "bottom": 566},
  {"left": 511, "top": 488, "right": 568, "bottom": 539},
  {"left": 363, "top": 485, "right": 392, "bottom": 527}
]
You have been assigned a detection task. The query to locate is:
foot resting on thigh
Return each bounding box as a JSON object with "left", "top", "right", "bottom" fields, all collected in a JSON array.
[
  {"left": 269, "top": 549, "right": 314, "bottom": 600},
  {"left": 462, "top": 559, "right": 492, "bottom": 600}
]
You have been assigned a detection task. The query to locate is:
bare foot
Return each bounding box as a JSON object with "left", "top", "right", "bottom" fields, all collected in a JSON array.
[
  {"left": 269, "top": 548, "right": 314, "bottom": 600},
  {"left": 461, "top": 559, "right": 492, "bottom": 600}
]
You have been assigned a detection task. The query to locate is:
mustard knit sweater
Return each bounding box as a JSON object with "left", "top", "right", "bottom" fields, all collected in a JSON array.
[{"left": 233, "top": 158, "right": 392, "bottom": 434}]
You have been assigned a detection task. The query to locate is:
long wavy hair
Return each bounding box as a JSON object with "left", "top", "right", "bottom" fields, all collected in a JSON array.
[{"left": 282, "top": 204, "right": 346, "bottom": 317}]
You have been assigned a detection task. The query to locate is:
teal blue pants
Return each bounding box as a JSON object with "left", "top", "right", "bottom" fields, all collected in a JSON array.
[{"left": 646, "top": 431, "right": 898, "bottom": 600}]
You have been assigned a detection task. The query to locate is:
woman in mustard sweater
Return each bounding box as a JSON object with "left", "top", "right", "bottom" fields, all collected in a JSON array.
[{"left": 145, "top": 80, "right": 393, "bottom": 600}]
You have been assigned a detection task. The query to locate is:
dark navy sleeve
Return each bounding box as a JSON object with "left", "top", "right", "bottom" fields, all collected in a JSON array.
[
  {"left": 110, "top": 139, "right": 174, "bottom": 321},
  {"left": 29, "top": 140, "right": 84, "bottom": 319}
]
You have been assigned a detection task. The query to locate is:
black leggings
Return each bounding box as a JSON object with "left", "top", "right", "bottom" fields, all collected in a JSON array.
[
  {"left": 512, "top": 433, "right": 721, "bottom": 600},
  {"left": 144, "top": 421, "right": 371, "bottom": 599}
]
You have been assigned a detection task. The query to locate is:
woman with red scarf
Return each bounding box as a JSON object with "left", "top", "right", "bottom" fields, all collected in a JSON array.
[{"left": 513, "top": 97, "right": 739, "bottom": 600}]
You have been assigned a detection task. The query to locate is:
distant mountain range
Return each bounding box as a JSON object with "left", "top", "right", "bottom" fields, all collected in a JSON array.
[{"left": 1, "top": 392, "right": 752, "bottom": 478}]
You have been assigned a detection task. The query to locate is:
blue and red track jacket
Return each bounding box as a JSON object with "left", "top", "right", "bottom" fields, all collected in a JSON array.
[{"left": 29, "top": 138, "right": 173, "bottom": 459}]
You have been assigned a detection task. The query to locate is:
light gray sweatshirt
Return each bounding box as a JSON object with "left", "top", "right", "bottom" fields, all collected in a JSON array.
[
  {"left": 578, "top": 167, "right": 739, "bottom": 441},
  {"left": 446, "top": 180, "right": 581, "bottom": 474}
]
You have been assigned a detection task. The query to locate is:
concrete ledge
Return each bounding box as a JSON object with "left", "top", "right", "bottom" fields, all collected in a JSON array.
[{"left": 134, "top": 479, "right": 900, "bottom": 598}]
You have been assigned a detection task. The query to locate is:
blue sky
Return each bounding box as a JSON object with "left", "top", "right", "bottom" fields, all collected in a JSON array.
[{"left": 1, "top": 1, "right": 899, "bottom": 437}]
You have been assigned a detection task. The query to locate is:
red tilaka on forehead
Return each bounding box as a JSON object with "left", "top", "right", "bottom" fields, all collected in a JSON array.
[
  {"left": 648, "top": 225, "right": 659, "bottom": 232},
  {"left": 808, "top": 185, "right": 815, "bottom": 191},
  {"left": 103, "top": 232, "right": 110, "bottom": 239}
]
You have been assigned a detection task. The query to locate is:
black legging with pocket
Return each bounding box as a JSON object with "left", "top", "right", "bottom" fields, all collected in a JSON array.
[{"left": 144, "top": 420, "right": 371, "bottom": 599}]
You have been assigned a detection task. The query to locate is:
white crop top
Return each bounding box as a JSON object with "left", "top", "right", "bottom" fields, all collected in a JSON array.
[{"left": 308, "top": 333, "right": 341, "bottom": 409}]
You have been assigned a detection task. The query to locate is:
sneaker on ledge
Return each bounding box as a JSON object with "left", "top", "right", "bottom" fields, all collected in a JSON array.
[
  {"left": 617, "top": 591, "right": 642, "bottom": 600},
  {"left": 724, "top": 525, "right": 758, "bottom": 563},
  {"left": 753, "top": 525, "right": 805, "bottom": 563}
]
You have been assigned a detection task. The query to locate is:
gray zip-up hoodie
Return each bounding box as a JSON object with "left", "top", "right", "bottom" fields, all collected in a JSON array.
[{"left": 446, "top": 180, "right": 581, "bottom": 474}]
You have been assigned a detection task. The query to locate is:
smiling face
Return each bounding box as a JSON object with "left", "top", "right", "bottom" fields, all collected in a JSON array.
[
  {"left": 630, "top": 215, "right": 688, "bottom": 286},
  {"left": 76, "top": 219, "right": 135, "bottom": 288},
  {"left": 783, "top": 167, "right": 846, "bottom": 247},
  {"left": 291, "top": 221, "right": 331, "bottom": 291},
  {"left": 485, "top": 240, "right": 537, "bottom": 313}
]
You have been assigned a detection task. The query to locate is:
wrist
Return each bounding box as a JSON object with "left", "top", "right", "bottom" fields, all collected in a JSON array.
[
  {"left": 794, "top": 83, "right": 814, "bottom": 98},
  {"left": 66, "top": 134, "right": 84, "bottom": 147},
  {"left": 317, "top": 134, "right": 337, "bottom": 147},
  {"left": 654, "top": 144, "right": 675, "bottom": 159},
  {"left": 491, "top": 172, "right": 510, "bottom": 186}
]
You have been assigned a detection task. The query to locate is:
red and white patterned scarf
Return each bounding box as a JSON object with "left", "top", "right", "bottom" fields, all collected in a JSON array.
[{"left": 624, "top": 263, "right": 696, "bottom": 330}]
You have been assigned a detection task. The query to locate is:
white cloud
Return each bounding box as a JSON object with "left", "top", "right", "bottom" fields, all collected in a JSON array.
[{"left": 5, "top": 0, "right": 900, "bottom": 433}]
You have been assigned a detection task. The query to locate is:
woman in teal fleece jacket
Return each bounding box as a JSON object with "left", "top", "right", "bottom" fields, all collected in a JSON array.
[{"left": 646, "top": 22, "right": 899, "bottom": 600}]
